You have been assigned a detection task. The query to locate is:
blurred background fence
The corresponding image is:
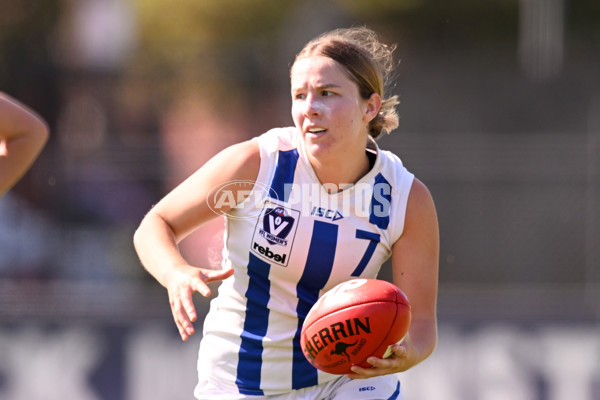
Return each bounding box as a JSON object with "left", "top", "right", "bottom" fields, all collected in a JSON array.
[{"left": 1, "top": 0, "right": 599, "bottom": 399}]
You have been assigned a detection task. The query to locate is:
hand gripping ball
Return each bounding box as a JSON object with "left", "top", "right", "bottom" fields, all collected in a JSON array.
[{"left": 300, "top": 278, "right": 411, "bottom": 374}]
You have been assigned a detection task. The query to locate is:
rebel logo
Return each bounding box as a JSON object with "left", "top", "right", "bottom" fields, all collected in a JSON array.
[
  {"left": 260, "top": 207, "right": 295, "bottom": 246},
  {"left": 252, "top": 242, "right": 287, "bottom": 264}
]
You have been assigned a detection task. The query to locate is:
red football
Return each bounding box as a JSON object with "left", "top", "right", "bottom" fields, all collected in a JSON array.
[{"left": 300, "top": 278, "right": 411, "bottom": 375}]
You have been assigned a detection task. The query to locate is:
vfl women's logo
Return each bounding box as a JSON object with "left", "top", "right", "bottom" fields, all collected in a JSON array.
[
  {"left": 251, "top": 201, "right": 300, "bottom": 267},
  {"left": 261, "top": 207, "right": 294, "bottom": 246}
]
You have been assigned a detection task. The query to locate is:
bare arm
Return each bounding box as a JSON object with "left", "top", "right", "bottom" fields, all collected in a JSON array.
[
  {"left": 133, "top": 138, "right": 260, "bottom": 340},
  {"left": 0, "top": 93, "right": 49, "bottom": 195},
  {"left": 349, "top": 178, "right": 439, "bottom": 377}
]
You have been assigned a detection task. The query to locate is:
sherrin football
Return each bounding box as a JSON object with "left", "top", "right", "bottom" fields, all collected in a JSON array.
[{"left": 300, "top": 278, "right": 411, "bottom": 375}]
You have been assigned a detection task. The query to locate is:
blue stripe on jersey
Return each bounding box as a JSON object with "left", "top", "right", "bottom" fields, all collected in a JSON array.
[
  {"left": 291, "top": 220, "right": 339, "bottom": 389},
  {"left": 236, "top": 253, "right": 271, "bottom": 395},
  {"left": 270, "top": 149, "right": 299, "bottom": 202},
  {"left": 370, "top": 173, "right": 392, "bottom": 229},
  {"left": 387, "top": 380, "right": 401, "bottom": 400}
]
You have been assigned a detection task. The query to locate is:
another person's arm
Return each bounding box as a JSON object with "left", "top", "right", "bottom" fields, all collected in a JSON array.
[{"left": 0, "top": 92, "right": 49, "bottom": 195}]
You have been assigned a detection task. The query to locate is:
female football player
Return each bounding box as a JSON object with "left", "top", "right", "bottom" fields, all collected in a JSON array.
[{"left": 134, "top": 27, "right": 439, "bottom": 400}]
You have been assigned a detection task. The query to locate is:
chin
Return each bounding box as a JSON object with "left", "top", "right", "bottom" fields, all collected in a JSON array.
[{"left": 306, "top": 142, "right": 334, "bottom": 160}]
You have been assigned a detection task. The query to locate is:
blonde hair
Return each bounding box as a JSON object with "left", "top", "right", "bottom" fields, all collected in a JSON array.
[{"left": 293, "top": 27, "right": 400, "bottom": 138}]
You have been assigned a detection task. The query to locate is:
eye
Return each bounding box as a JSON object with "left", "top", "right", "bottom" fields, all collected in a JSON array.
[
  {"left": 321, "top": 90, "right": 334, "bottom": 97},
  {"left": 293, "top": 93, "right": 306, "bottom": 100}
]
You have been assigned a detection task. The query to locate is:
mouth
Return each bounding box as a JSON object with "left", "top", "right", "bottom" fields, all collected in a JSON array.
[{"left": 306, "top": 127, "right": 327, "bottom": 136}]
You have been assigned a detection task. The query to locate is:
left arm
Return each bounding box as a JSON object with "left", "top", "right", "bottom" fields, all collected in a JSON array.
[
  {"left": 0, "top": 93, "right": 49, "bottom": 195},
  {"left": 349, "top": 178, "right": 439, "bottom": 377}
]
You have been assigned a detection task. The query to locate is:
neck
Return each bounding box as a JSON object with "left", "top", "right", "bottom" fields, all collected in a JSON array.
[{"left": 309, "top": 150, "right": 371, "bottom": 193}]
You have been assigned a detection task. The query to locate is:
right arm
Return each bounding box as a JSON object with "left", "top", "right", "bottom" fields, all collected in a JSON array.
[
  {"left": 133, "top": 138, "right": 260, "bottom": 340},
  {"left": 0, "top": 92, "right": 49, "bottom": 195}
]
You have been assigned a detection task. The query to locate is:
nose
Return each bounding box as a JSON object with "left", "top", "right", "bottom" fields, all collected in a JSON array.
[{"left": 303, "top": 95, "right": 321, "bottom": 118}]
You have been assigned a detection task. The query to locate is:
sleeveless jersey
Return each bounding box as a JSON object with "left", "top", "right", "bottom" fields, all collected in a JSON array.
[{"left": 196, "top": 127, "right": 415, "bottom": 396}]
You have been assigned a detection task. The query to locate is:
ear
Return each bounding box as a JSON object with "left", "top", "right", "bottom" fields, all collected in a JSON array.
[{"left": 363, "top": 92, "right": 382, "bottom": 123}]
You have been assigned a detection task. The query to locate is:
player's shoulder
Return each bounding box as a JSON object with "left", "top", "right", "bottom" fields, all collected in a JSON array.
[
  {"left": 209, "top": 139, "right": 261, "bottom": 183},
  {"left": 375, "top": 147, "right": 414, "bottom": 195},
  {"left": 220, "top": 138, "right": 260, "bottom": 162},
  {"left": 256, "top": 127, "right": 299, "bottom": 152},
  {"left": 405, "top": 177, "right": 437, "bottom": 225},
  {"left": 377, "top": 147, "right": 407, "bottom": 173},
  {"left": 409, "top": 178, "right": 433, "bottom": 203},
  {"left": 217, "top": 127, "right": 298, "bottom": 187}
]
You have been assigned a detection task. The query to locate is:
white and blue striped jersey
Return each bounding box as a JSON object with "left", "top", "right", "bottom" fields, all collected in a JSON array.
[{"left": 196, "top": 127, "right": 414, "bottom": 396}]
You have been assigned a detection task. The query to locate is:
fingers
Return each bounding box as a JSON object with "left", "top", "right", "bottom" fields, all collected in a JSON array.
[
  {"left": 346, "top": 366, "right": 374, "bottom": 379},
  {"left": 203, "top": 267, "right": 234, "bottom": 283},
  {"left": 191, "top": 278, "right": 212, "bottom": 297},
  {"left": 190, "top": 268, "right": 234, "bottom": 297},
  {"left": 167, "top": 267, "right": 234, "bottom": 341},
  {"left": 169, "top": 286, "right": 197, "bottom": 341},
  {"left": 346, "top": 357, "right": 390, "bottom": 379},
  {"left": 347, "top": 344, "right": 409, "bottom": 378},
  {"left": 181, "top": 287, "right": 198, "bottom": 322},
  {"left": 389, "top": 342, "right": 408, "bottom": 359}
]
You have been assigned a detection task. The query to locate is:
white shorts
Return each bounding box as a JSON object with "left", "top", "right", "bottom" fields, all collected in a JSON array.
[{"left": 194, "top": 374, "right": 403, "bottom": 400}]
